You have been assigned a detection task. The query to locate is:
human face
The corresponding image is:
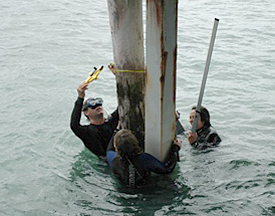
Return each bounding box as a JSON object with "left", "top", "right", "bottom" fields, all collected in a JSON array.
[
  {"left": 84, "top": 105, "right": 104, "bottom": 120},
  {"left": 189, "top": 109, "right": 203, "bottom": 130},
  {"left": 89, "top": 105, "right": 103, "bottom": 116}
]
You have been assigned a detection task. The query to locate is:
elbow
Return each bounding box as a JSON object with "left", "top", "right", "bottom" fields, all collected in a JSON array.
[{"left": 70, "top": 122, "right": 78, "bottom": 133}]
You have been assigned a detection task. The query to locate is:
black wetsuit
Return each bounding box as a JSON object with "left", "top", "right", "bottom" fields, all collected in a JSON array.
[
  {"left": 191, "top": 125, "right": 221, "bottom": 150},
  {"left": 70, "top": 97, "right": 119, "bottom": 158},
  {"left": 107, "top": 134, "right": 180, "bottom": 187}
]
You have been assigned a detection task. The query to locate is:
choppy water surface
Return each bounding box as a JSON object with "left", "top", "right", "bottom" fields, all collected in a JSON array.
[{"left": 0, "top": 0, "right": 274, "bottom": 215}]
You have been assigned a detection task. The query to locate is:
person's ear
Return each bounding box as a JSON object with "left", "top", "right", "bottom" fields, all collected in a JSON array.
[{"left": 83, "top": 110, "right": 89, "bottom": 119}]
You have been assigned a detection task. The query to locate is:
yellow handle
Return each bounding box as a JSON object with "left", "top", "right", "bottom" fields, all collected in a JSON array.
[{"left": 85, "top": 66, "right": 104, "bottom": 83}]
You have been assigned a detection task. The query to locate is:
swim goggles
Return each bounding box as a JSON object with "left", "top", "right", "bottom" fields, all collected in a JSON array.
[{"left": 83, "top": 98, "right": 103, "bottom": 110}]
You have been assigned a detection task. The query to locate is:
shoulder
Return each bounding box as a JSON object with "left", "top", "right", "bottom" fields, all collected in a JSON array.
[
  {"left": 107, "top": 151, "right": 118, "bottom": 163},
  {"left": 205, "top": 127, "right": 221, "bottom": 146},
  {"left": 104, "top": 109, "right": 119, "bottom": 126},
  {"left": 208, "top": 127, "right": 221, "bottom": 139},
  {"left": 194, "top": 126, "right": 221, "bottom": 149},
  {"left": 110, "top": 109, "right": 119, "bottom": 120}
]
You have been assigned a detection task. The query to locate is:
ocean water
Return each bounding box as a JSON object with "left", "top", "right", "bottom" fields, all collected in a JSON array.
[{"left": 0, "top": 0, "right": 274, "bottom": 215}]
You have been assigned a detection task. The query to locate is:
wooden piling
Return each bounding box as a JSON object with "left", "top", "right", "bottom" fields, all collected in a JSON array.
[{"left": 107, "top": 0, "right": 145, "bottom": 132}]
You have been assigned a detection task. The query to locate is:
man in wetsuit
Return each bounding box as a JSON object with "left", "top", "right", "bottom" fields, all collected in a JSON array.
[
  {"left": 188, "top": 106, "right": 221, "bottom": 149},
  {"left": 70, "top": 80, "right": 119, "bottom": 159}
]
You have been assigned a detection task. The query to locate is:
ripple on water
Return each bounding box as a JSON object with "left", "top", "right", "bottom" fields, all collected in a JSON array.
[{"left": 229, "top": 159, "right": 261, "bottom": 170}]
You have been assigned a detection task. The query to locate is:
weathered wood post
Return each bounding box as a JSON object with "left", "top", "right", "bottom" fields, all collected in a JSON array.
[
  {"left": 145, "top": 0, "right": 178, "bottom": 161},
  {"left": 107, "top": 0, "right": 145, "bottom": 132}
]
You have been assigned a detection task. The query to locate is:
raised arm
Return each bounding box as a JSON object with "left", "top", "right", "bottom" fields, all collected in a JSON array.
[{"left": 70, "top": 81, "right": 89, "bottom": 137}]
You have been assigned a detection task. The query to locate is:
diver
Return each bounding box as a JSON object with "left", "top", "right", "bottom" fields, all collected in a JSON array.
[
  {"left": 188, "top": 106, "right": 221, "bottom": 149},
  {"left": 70, "top": 65, "right": 119, "bottom": 160},
  {"left": 107, "top": 128, "right": 181, "bottom": 187}
]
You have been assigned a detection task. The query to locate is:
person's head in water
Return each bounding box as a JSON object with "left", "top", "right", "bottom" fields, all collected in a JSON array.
[
  {"left": 82, "top": 97, "right": 104, "bottom": 122},
  {"left": 189, "top": 106, "right": 211, "bottom": 130},
  {"left": 114, "top": 129, "right": 142, "bottom": 158}
]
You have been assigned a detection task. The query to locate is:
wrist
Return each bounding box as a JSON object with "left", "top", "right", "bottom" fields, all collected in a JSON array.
[
  {"left": 190, "top": 140, "right": 198, "bottom": 147},
  {"left": 78, "top": 94, "right": 85, "bottom": 99}
]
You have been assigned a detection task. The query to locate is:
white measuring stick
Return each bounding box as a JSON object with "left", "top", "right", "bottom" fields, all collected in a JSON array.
[{"left": 192, "top": 18, "right": 219, "bottom": 133}]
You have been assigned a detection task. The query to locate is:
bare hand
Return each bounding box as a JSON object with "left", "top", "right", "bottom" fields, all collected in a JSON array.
[
  {"left": 77, "top": 81, "right": 89, "bottom": 99},
  {"left": 116, "top": 120, "right": 122, "bottom": 130},
  {"left": 176, "top": 110, "right": 180, "bottom": 119},
  {"left": 173, "top": 139, "right": 182, "bottom": 149},
  {"left": 108, "top": 63, "right": 117, "bottom": 76},
  {"left": 188, "top": 131, "right": 198, "bottom": 144}
]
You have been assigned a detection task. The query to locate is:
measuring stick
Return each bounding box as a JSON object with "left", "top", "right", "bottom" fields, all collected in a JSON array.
[{"left": 192, "top": 18, "right": 219, "bottom": 133}]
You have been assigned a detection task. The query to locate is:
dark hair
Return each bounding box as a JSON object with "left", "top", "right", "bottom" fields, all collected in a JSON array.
[
  {"left": 82, "top": 98, "right": 92, "bottom": 120},
  {"left": 192, "top": 105, "right": 211, "bottom": 127},
  {"left": 82, "top": 97, "right": 95, "bottom": 111},
  {"left": 114, "top": 129, "right": 142, "bottom": 158}
]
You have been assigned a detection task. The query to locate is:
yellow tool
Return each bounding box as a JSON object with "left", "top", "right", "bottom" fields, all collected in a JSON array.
[{"left": 85, "top": 66, "right": 104, "bottom": 83}]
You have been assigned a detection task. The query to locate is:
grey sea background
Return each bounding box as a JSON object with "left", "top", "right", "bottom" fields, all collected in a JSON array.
[{"left": 1, "top": 0, "right": 275, "bottom": 215}]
